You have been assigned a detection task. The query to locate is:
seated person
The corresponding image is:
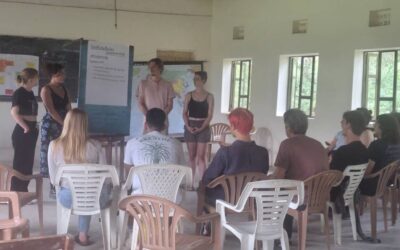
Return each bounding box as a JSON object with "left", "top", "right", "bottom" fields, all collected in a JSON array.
[
  {"left": 48, "top": 108, "right": 112, "bottom": 246},
  {"left": 272, "top": 108, "right": 329, "bottom": 239},
  {"left": 124, "top": 108, "right": 185, "bottom": 193},
  {"left": 356, "top": 107, "right": 374, "bottom": 148},
  {"left": 202, "top": 108, "right": 269, "bottom": 206},
  {"left": 359, "top": 114, "right": 400, "bottom": 196},
  {"left": 330, "top": 111, "right": 368, "bottom": 210}
]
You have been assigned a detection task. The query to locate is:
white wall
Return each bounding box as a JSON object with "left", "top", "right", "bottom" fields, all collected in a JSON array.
[
  {"left": 209, "top": 0, "right": 400, "bottom": 158},
  {"left": 0, "top": 0, "right": 211, "bottom": 147}
]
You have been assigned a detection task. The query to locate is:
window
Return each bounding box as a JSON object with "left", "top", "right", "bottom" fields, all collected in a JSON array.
[
  {"left": 287, "top": 55, "right": 319, "bottom": 117},
  {"left": 229, "top": 59, "right": 252, "bottom": 110},
  {"left": 364, "top": 50, "right": 399, "bottom": 119}
]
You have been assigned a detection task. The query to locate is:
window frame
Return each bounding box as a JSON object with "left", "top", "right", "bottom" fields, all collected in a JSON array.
[
  {"left": 287, "top": 55, "right": 318, "bottom": 117},
  {"left": 229, "top": 59, "right": 252, "bottom": 110},
  {"left": 362, "top": 50, "right": 399, "bottom": 118}
]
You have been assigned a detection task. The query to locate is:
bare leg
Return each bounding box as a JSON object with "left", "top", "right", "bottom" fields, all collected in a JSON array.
[
  {"left": 186, "top": 142, "right": 197, "bottom": 187},
  {"left": 196, "top": 143, "right": 207, "bottom": 183}
]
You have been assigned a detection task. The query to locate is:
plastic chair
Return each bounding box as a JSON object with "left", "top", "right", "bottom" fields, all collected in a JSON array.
[
  {"left": 196, "top": 172, "right": 267, "bottom": 233},
  {"left": 0, "top": 164, "right": 43, "bottom": 234},
  {"left": 206, "top": 123, "right": 230, "bottom": 162},
  {"left": 121, "top": 195, "right": 221, "bottom": 250},
  {"left": 55, "top": 164, "right": 119, "bottom": 250},
  {"left": 288, "top": 170, "right": 342, "bottom": 250},
  {"left": 251, "top": 127, "right": 274, "bottom": 166},
  {"left": 325, "top": 163, "right": 367, "bottom": 245},
  {"left": 119, "top": 164, "right": 192, "bottom": 250},
  {"left": 0, "top": 234, "right": 74, "bottom": 250},
  {"left": 216, "top": 179, "right": 304, "bottom": 250},
  {"left": 0, "top": 191, "right": 29, "bottom": 241},
  {"left": 361, "top": 160, "right": 399, "bottom": 241}
]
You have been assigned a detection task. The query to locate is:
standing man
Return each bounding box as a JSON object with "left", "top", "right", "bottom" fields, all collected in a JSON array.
[{"left": 136, "top": 58, "right": 175, "bottom": 133}]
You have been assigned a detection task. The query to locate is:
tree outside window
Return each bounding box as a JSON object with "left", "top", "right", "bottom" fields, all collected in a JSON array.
[
  {"left": 288, "top": 55, "right": 319, "bottom": 117},
  {"left": 364, "top": 50, "right": 399, "bottom": 119},
  {"left": 229, "top": 60, "right": 251, "bottom": 110}
]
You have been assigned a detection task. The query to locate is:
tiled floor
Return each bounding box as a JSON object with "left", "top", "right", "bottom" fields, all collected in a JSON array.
[{"left": 1, "top": 147, "right": 400, "bottom": 249}]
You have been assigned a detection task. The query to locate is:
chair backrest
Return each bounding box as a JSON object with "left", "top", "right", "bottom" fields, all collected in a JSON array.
[
  {"left": 55, "top": 164, "right": 119, "bottom": 215},
  {"left": 129, "top": 164, "right": 192, "bottom": 202},
  {"left": 251, "top": 127, "right": 273, "bottom": 165},
  {"left": 208, "top": 172, "right": 267, "bottom": 206},
  {"left": 233, "top": 180, "right": 304, "bottom": 236},
  {"left": 304, "top": 170, "right": 342, "bottom": 213},
  {"left": 124, "top": 195, "right": 194, "bottom": 250},
  {"left": 209, "top": 123, "right": 230, "bottom": 143},
  {"left": 342, "top": 163, "right": 368, "bottom": 206},
  {"left": 373, "top": 160, "right": 399, "bottom": 197}
]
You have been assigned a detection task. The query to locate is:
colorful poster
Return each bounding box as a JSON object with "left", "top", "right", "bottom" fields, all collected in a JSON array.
[
  {"left": 0, "top": 54, "right": 39, "bottom": 96},
  {"left": 130, "top": 63, "right": 202, "bottom": 137}
]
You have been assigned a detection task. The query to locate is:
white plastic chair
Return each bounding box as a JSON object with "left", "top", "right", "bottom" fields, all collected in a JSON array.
[
  {"left": 216, "top": 179, "right": 304, "bottom": 250},
  {"left": 118, "top": 164, "right": 192, "bottom": 250},
  {"left": 251, "top": 127, "right": 273, "bottom": 166},
  {"left": 325, "top": 163, "right": 368, "bottom": 245},
  {"left": 55, "top": 164, "right": 119, "bottom": 250}
]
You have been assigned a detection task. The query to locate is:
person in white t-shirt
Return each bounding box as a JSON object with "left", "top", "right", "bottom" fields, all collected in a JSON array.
[{"left": 124, "top": 108, "right": 185, "bottom": 193}]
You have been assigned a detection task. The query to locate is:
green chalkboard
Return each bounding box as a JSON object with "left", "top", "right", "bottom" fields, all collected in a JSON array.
[{"left": 0, "top": 35, "right": 81, "bottom": 101}]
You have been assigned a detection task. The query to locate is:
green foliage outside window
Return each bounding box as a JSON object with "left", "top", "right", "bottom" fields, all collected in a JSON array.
[{"left": 230, "top": 60, "right": 251, "bottom": 110}]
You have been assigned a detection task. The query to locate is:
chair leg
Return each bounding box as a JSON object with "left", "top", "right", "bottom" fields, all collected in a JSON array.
[
  {"left": 390, "top": 187, "right": 398, "bottom": 226},
  {"left": 281, "top": 230, "right": 290, "bottom": 250},
  {"left": 331, "top": 206, "right": 342, "bottom": 245},
  {"left": 100, "top": 208, "right": 111, "bottom": 250},
  {"left": 261, "top": 240, "right": 273, "bottom": 250},
  {"left": 110, "top": 196, "right": 118, "bottom": 249},
  {"left": 324, "top": 208, "right": 331, "bottom": 250},
  {"left": 320, "top": 214, "right": 325, "bottom": 233},
  {"left": 37, "top": 197, "right": 44, "bottom": 235},
  {"left": 130, "top": 220, "right": 139, "bottom": 250},
  {"left": 118, "top": 211, "right": 128, "bottom": 250},
  {"left": 22, "top": 223, "right": 30, "bottom": 238},
  {"left": 349, "top": 202, "right": 357, "bottom": 241},
  {"left": 370, "top": 197, "right": 377, "bottom": 240},
  {"left": 57, "top": 204, "right": 71, "bottom": 234},
  {"left": 297, "top": 209, "right": 308, "bottom": 250},
  {"left": 241, "top": 235, "right": 255, "bottom": 250},
  {"left": 382, "top": 193, "right": 388, "bottom": 232}
]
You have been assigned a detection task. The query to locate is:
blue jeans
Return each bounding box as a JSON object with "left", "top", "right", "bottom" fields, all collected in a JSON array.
[{"left": 58, "top": 185, "right": 112, "bottom": 233}]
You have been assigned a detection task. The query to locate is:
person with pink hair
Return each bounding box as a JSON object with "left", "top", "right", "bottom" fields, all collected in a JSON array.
[{"left": 201, "top": 108, "right": 269, "bottom": 206}]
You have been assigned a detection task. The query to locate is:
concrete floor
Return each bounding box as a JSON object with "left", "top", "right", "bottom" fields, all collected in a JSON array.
[{"left": 1, "top": 147, "right": 400, "bottom": 249}]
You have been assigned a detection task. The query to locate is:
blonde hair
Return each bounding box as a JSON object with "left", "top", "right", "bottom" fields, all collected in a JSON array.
[
  {"left": 53, "top": 108, "right": 88, "bottom": 163},
  {"left": 17, "top": 68, "right": 38, "bottom": 85}
]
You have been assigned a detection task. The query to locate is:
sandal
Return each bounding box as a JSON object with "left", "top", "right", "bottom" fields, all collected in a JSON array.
[{"left": 74, "top": 234, "right": 94, "bottom": 246}]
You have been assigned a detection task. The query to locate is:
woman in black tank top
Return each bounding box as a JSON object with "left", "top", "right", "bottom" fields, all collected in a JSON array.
[
  {"left": 183, "top": 71, "right": 214, "bottom": 188},
  {"left": 40, "top": 63, "right": 71, "bottom": 197}
]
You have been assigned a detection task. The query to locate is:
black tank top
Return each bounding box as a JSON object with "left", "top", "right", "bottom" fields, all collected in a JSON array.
[
  {"left": 188, "top": 92, "right": 209, "bottom": 118},
  {"left": 47, "top": 85, "right": 69, "bottom": 114}
]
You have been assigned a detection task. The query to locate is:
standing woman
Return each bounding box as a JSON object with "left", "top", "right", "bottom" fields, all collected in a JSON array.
[
  {"left": 40, "top": 63, "right": 71, "bottom": 195},
  {"left": 183, "top": 71, "right": 214, "bottom": 188},
  {"left": 10, "top": 68, "right": 39, "bottom": 192}
]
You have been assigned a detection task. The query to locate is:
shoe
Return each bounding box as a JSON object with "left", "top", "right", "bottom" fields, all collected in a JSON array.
[{"left": 74, "top": 235, "right": 94, "bottom": 246}]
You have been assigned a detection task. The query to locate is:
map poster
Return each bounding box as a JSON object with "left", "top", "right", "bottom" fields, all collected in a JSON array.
[
  {"left": 0, "top": 54, "right": 39, "bottom": 96},
  {"left": 130, "top": 63, "right": 203, "bottom": 137},
  {"left": 85, "top": 41, "right": 130, "bottom": 106}
]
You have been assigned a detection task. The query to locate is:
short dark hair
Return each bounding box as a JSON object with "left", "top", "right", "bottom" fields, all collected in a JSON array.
[
  {"left": 146, "top": 108, "right": 166, "bottom": 131},
  {"left": 342, "top": 110, "right": 365, "bottom": 136},
  {"left": 356, "top": 107, "right": 372, "bottom": 127},
  {"left": 283, "top": 109, "right": 308, "bottom": 135},
  {"left": 46, "top": 63, "right": 64, "bottom": 77},
  {"left": 376, "top": 114, "right": 400, "bottom": 145},
  {"left": 148, "top": 58, "right": 164, "bottom": 73},
  {"left": 195, "top": 71, "right": 207, "bottom": 83}
]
